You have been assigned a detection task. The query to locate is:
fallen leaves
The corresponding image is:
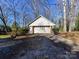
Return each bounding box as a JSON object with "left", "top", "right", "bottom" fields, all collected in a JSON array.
[{"left": 59, "top": 32, "right": 79, "bottom": 45}]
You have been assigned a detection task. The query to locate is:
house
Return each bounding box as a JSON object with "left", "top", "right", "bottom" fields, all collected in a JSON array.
[{"left": 29, "top": 16, "right": 55, "bottom": 34}]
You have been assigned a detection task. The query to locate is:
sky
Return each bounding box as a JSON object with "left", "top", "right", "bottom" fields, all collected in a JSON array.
[
  {"left": 47, "top": 0, "right": 61, "bottom": 19},
  {"left": 0, "top": 0, "right": 63, "bottom": 26}
]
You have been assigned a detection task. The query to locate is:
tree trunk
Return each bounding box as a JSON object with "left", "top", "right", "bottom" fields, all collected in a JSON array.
[
  {"left": 69, "top": 0, "right": 76, "bottom": 32},
  {"left": 63, "top": 0, "right": 67, "bottom": 32},
  {"left": 0, "top": 6, "right": 7, "bottom": 33}
]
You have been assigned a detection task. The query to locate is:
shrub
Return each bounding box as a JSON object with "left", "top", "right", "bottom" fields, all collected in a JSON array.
[
  {"left": 53, "top": 27, "right": 59, "bottom": 35},
  {"left": 11, "top": 21, "right": 29, "bottom": 36},
  {"left": 0, "top": 25, "right": 12, "bottom": 34},
  {"left": 17, "top": 28, "right": 29, "bottom": 36},
  {"left": 11, "top": 21, "right": 19, "bottom": 36}
]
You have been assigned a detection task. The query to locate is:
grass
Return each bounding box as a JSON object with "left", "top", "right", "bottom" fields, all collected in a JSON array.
[{"left": 0, "top": 35, "right": 11, "bottom": 38}]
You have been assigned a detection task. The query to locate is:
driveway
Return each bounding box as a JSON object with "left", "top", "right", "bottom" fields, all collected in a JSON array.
[{"left": 0, "top": 36, "right": 78, "bottom": 59}]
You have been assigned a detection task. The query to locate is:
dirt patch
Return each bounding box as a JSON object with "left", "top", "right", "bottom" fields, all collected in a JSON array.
[{"left": 59, "top": 32, "right": 79, "bottom": 45}]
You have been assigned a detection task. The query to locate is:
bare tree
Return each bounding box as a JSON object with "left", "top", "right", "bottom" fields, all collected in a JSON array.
[
  {"left": 69, "top": 0, "right": 77, "bottom": 32},
  {"left": 57, "top": 0, "right": 77, "bottom": 32},
  {"left": 0, "top": 6, "right": 7, "bottom": 32},
  {"left": 56, "top": 0, "right": 67, "bottom": 32},
  {"left": 0, "top": 0, "right": 53, "bottom": 30}
]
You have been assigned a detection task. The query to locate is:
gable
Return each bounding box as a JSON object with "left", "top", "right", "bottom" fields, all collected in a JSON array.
[{"left": 29, "top": 16, "right": 55, "bottom": 26}]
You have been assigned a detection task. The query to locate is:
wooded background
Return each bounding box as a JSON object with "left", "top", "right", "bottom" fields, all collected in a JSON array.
[{"left": 0, "top": 0, "right": 79, "bottom": 32}]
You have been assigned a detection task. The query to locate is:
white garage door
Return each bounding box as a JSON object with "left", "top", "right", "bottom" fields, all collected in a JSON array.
[{"left": 34, "top": 27, "right": 50, "bottom": 33}]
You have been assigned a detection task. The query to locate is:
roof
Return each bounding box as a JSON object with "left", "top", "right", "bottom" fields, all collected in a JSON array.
[{"left": 29, "top": 16, "right": 55, "bottom": 26}]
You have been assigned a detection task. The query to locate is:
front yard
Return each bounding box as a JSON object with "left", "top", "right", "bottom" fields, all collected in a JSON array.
[{"left": 0, "top": 35, "right": 11, "bottom": 38}]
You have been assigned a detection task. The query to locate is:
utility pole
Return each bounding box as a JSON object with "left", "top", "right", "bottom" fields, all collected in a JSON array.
[{"left": 63, "top": 0, "right": 67, "bottom": 32}]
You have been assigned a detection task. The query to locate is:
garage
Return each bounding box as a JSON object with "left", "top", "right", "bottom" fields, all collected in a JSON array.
[{"left": 29, "top": 16, "right": 55, "bottom": 34}]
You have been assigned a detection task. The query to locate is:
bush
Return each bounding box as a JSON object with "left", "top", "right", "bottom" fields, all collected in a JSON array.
[
  {"left": 53, "top": 27, "right": 59, "bottom": 35},
  {"left": 11, "top": 21, "right": 19, "bottom": 36},
  {"left": 11, "top": 21, "right": 29, "bottom": 36},
  {"left": 17, "top": 28, "right": 29, "bottom": 36},
  {"left": 0, "top": 25, "right": 12, "bottom": 34}
]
